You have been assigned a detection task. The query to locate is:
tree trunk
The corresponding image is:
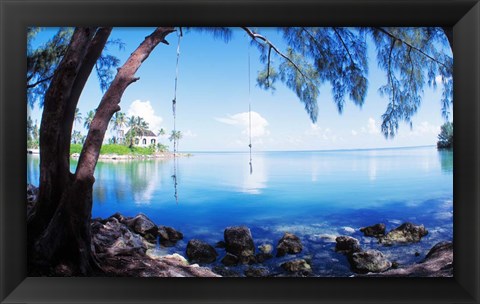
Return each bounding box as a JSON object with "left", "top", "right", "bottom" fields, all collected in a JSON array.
[{"left": 28, "top": 27, "right": 175, "bottom": 276}]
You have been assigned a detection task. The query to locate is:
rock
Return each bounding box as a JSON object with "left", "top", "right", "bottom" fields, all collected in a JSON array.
[
  {"left": 212, "top": 266, "right": 241, "bottom": 277},
  {"left": 350, "top": 250, "right": 392, "bottom": 273},
  {"left": 379, "top": 222, "right": 428, "bottom": 245},
  {"left": 27, "top": 184, "right": 38, "bottom": 202},
  {"left": 221, "top": 253, "right": 239, "bottom": 266},
  {"left": 255, "top": 252, "right": 273, "bottom": 263},
  {"left": 224, "top": 226, "right": 255, "bottom": 262},
  {"left": 215, "top": 241, "right": 226, "bottom": 248},
  {"left": 186, "top": 239, "right": 218, "bottom": 264},
  {"left": 276, "top": 232, "right": 303, "bottom": 257},
  {"left": 414, "top": 251, "right": 420, "bottom": 257},
  {"left": 91, "top": 217, "right": 147, "bottom": 257},
  {"left": 364, "top": 241, "right": 453, "bottom": 277},
  {"left": 281, "top": 259, "right": 312, "bottom": 273},
  {"left": 157, "top": 226, "right": 183, "bottom": 247},
  {"left": 335, "top": 236, "right": 361, "bottom": 254},
  {"left": 124, "top": 213, "right": 158, "bottom": 238},
  {"left": 258, "top": 244, "right": 273, "bottom": 254},
  {"left": 245, "top": 266, "right": 270, "bottom": 277},
  {"left": 360, "top": 223, "right": 386, "bottom": 237}
]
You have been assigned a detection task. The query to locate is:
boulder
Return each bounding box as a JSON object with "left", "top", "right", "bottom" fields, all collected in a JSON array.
[
  {"left": 364, "top": 241, "right": 453, "bottom": 277},
  {"left": 221, "top": 253, "right": 239, "bottom": 266},
  {"left": 350, "top": 249, "right": 392, "bottom": 273},
  {"left": 224, "top": 226, "right": 255, "bottom": 262},
  {"left": 186, "top": 239, "right": 218, "bottom": 264},
  {"left": 360, "top": 223, "right": 386, "bottom": 237},
  {"left": 215, "top": 241, "right": 226, "bottom": 248},
  {"left": 281, "top": 259, "right": 312, "bottom": 273},
  {"left": 91, "top": 217, "right": 147, "bottom": 257},
  {"left": 244, "top": 266, "right": 270, "bottom": 277},
  {"left": 255, "top": 252, "right": 273, "bottom": 263},
  {"left": 157, "top": 226, "right": 183, "bottom": 247},
  {"left": 276, "top": 232, "right": 303, "bottom": 257},
  {"left": 124, "top": 213, "right": 158, "bottom": 239},
  {"left": 379, "top": 222, "right": 428, "bottom": 245},
  {"left": 335, "top": 236, "right": 361, "bottom": 254},
  {"left": 212, "top": 266, "right": 241, "bottom": 277}
]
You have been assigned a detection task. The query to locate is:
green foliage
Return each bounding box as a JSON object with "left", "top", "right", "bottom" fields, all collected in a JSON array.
[
  {"left": 252, "top": 27, "right": 451, "bottom": 138},
  {"left": 84, "top": 110, "right": 95, "bottom": 130},
  {"left": 125, "top": 116, "right": 150, "bottom": 147},
  {"left": 70, "top": 144, "right": 83, "bottom": 154},
  {"left": 27, "top": 116, "right": 40, "bottom": 149},
  {"left": 27, "top": 27, "right": 123, "bottom": 107},
  {"left": 437, "top": 122, "right": 453, "bottom": 149},
  {"left": 69, "top": 143, "right": 156, "bottom": 156}
]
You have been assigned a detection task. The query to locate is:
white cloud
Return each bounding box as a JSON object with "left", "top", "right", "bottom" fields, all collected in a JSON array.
[
  {"left": 215, "top": 111, "right": 270, "bottom": 138},
  {"left": 435, "top": 75, "right": 443, "bottom": 85},
  {"left": 367, "top": 118, "right": 380, "bottom": 134},
  {"left": 351, "top": 130, "right": 358, "bottom": 136},
  {"left": 127, "top": 100, "right": 163, "bottom": 132}
]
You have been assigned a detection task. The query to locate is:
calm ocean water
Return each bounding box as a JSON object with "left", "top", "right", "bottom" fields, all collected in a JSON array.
[{"left": 27, "top": 146, "right": 453, "bottom": 276}]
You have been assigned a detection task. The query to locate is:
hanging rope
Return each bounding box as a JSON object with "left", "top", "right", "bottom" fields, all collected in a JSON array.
[
  {"left": 248, "top": 45, "right": 253, "bottom": 175},
  {"left": 171, "top": 28, "right": 182, "bottom": 204},
  {"left": 172, "top": 28, "right": 182, "bottom": 155}
]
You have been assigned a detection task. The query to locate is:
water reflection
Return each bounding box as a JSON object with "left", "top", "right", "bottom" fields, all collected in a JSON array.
[
  {"left": 438, "top": 149, "right": 453, "bottom": 173},
  {"left": 241, "top": 154, "right": 267, "bottom": 194}
]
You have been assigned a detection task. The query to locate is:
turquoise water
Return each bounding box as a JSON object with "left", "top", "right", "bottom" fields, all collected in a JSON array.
[{"left": 27, "top": 146, "right": 453, "bottom": 276}]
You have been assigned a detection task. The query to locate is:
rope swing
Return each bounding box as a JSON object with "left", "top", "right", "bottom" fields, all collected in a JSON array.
[
  {"left": 248, "top": 45, "right": 253, "bottom": 175},
  {"left": 171, "top": 28, "right": 182, "bottom": 204}
]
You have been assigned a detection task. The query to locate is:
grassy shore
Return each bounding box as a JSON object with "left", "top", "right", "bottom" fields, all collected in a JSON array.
[{"left": 71, "top": 144, "right": 157, "bottom": 156}]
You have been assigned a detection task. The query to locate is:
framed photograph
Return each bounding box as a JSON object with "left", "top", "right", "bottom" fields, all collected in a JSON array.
[{"left": 1, "top": 0, "right": 479, "bottom": 303}]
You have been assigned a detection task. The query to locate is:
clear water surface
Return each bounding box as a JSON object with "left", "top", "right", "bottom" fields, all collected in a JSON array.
[{"left": 27, "top": 146, "right": 453, "bottom": 277}]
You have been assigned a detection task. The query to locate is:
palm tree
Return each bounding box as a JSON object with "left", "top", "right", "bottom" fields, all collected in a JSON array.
[
  {"left": 110, "top": 112, "right": 127, "bottom": 144},
  {"left": 126, "top": 115, "right": 149, "bottom": 147},
  {"left": 169, "top": 130, "right": 182, "bottom": 152},
  {"left": 84, "top": 110, "right": 95, "bottom": 130},
  {"left": 157, "top": 128, "right": 165, "bottom": 136},
  {"left": 73, "top": 107, "right": 82, "bottom": 131}
]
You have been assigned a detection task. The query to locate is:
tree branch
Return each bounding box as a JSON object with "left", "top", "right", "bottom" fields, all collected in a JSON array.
[
  {"left": 332, "top": 27, "right": 355, "bottom": 65},
  {"left": 388, "top": 38, "right": 396, "bottom": 107},
  {"left": 241, "top": 27, "right": 310, "bottom": 81},
  {"left": 75, "top": 27, "right": 175, "bottom": 180},
  {"left": 27, "top": 75, "right": 54, "bottom": 89},
  {"left": 375, "top": 27, "right": 449, "bottom": 69}
]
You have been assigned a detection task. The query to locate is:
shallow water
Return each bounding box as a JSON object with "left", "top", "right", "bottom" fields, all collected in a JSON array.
[{"left": 27, "top": 146, "right": 453, "bottom": 276}]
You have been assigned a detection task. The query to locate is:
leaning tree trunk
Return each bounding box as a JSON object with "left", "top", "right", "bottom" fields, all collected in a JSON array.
[{"left": 28, "top": 27, "right": 175, "bottom": 276}]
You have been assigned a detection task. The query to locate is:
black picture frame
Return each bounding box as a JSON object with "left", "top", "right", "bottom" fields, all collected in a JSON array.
[{"left": 1, "top": 0, "right": 479, "bottom": 303}]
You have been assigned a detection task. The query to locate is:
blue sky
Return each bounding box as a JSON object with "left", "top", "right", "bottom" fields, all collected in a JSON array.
[{"left": 28, "top": 27, "right": 452, "bottom": 152}]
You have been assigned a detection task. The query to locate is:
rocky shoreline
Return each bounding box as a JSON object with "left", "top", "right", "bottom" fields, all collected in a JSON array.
[{"left": 26, "top": 184, "right": 453, "bottom": 277}]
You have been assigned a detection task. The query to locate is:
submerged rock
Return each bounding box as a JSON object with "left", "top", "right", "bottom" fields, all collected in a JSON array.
[
  {"left": 157, "top": 226, "right": 183, "bottom": 247},
  {"left": 255, "top": 252, "right": 273, "bottom": 263},
  {"left": 350, "top": 249, "right": 392, "bottom": 273},
  {"left": 258, "top": 244, "right": 273, "bottom": 254},
  {"left": 224, "top": 226, "right": 255, "bottom": 263},
  {"left": 360, "top": 223, "right": 386, "bottom": 237},
  {"left": 215, "top": 241, "right": 226, "bottom": 248},
  {"left": 281, "top": 259, "right": 312, "bottom": 273},
  {"left": 335, "top": 236, "right": 361, "bottom": 254},
  {"left": 221, "top": 253, "right": 239, "bottom": 266},
  {"left": 245, "top": 266, "right": 270, "bottom": 277},
  {"left": 186, "top": 239, "right": 218, "bottom": 264},
  {"left": 379, "top": 222, "right": 428, "bottom": 245},
  {"left": 276, "top": 232, "right": 303, "bottom": 257},
  {"left": 365, "top": 241, "right": 453, "bottom": 277}
]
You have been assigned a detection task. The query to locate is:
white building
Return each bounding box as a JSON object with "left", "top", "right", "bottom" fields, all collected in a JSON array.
[{"left": 126, "top": 129, "right": 157, "bottom": 147}]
